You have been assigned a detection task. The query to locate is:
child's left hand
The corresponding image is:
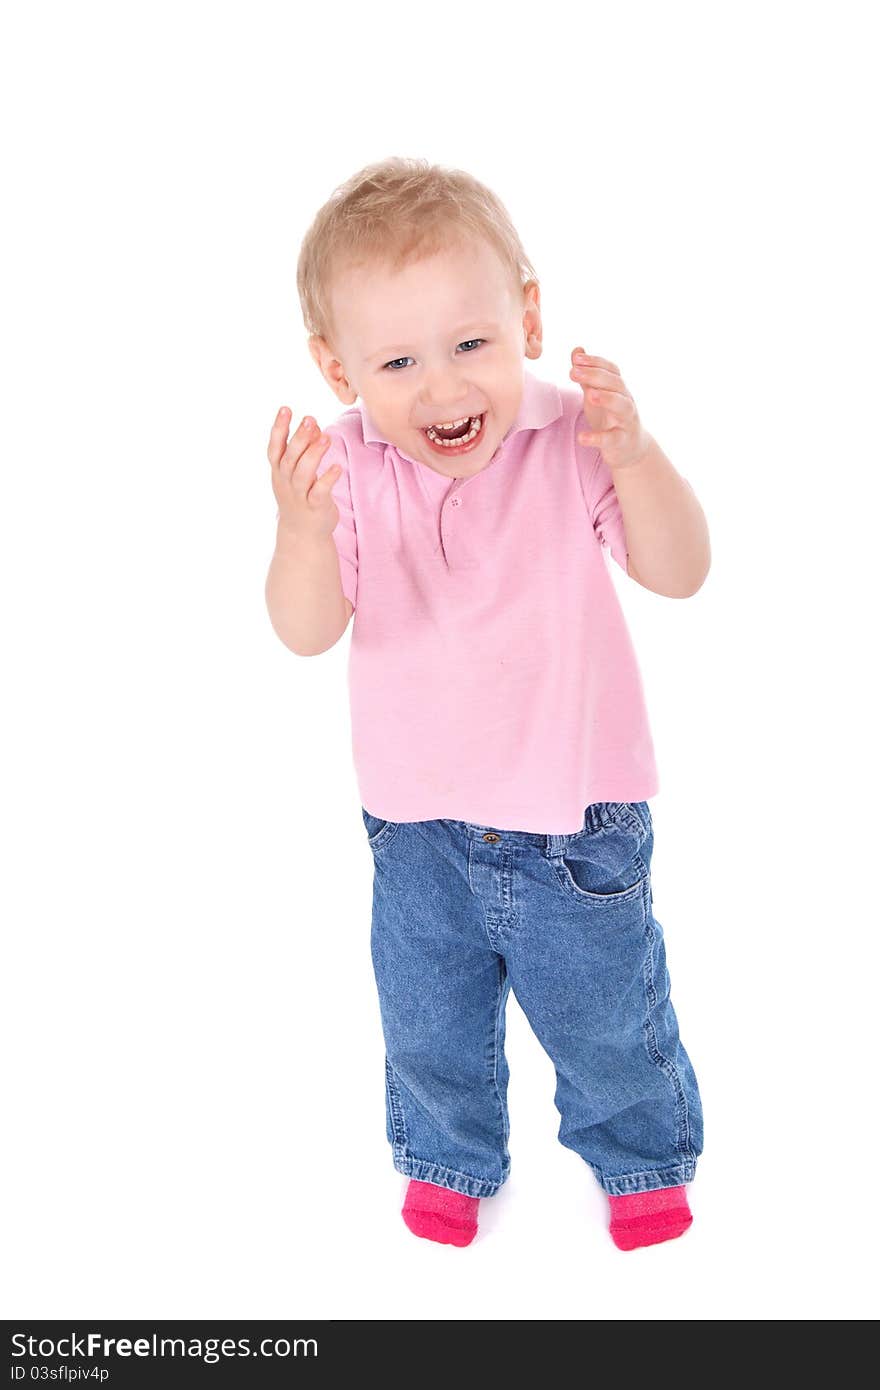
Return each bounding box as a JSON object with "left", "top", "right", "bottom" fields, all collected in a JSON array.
[{"left": 569, "top": 347, "right": 651, "bottom": 470}]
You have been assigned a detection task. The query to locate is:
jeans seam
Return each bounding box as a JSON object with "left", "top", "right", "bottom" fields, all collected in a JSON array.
[
  {"left": 385, "top": 1057, "right": 409, "bottom": 1156},
  {"left": 392, "top": 1154, "right": 506, "bottom": 1198},
  {"left": 598, "top": 1162, "right": 693, "bottom": 1183},
  {"left": 591, "top": 1160, "right": 697, "bottom": 1196},
  {"left": 620, "top": 803, "right": 646, "bottom": 840},
  {"left": 491, "top": 959, "right": 510, "bottom": 1150},
  {"left": 640, "top": 883, "right": 694, "bottom": 1164}
]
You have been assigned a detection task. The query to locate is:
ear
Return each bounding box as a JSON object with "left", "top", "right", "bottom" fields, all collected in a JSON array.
[
  {"left": 521, "top": 280, "right": 543, "bottom": 360},
  {"left": 308, "top": 334, "right": 358, "bottom": 406}
]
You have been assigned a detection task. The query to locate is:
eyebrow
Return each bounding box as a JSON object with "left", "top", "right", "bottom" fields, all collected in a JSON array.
[{"left": 366, "top": 323, "right": 501, "bottom": 362}]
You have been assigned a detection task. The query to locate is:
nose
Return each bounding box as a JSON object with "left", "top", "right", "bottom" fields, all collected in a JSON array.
[{"left": 420, "top": 366, "right": 471, "bottom": 416}]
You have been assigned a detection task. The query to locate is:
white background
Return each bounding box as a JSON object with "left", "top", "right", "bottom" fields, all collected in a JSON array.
[{"left": 3, "top": 0, "right": 878, "bottom": 1322}]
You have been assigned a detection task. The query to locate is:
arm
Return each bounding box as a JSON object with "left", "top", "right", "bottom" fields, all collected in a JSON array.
[
  {"left": 265, "top": 525, "right": 353, "bottom": 657},
  {"left": 568, "top": 350, "right": 710, "bottom": 598},
  {"left": 615, "top": 434, "right": 711, "bottom": 598},
  {"left": 265, "top": 410, "right": 357, "bottom": 655}
]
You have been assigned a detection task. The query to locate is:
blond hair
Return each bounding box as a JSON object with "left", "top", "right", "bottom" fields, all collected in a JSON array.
[{"left": 296, "top": 156, "right": 538, "bottom": 348}]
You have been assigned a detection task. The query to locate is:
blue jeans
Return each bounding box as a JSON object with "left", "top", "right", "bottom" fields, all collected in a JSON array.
[{"left": 362, "top": 800, "right": 703, "bottom": 1199}]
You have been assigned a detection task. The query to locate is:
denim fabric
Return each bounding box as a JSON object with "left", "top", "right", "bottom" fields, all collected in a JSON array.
[{"left": 361, "top": 800, "right": 703, "bottom": 1199}]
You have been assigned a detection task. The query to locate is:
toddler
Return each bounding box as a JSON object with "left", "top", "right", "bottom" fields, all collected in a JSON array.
[{"left": 265, "top": 157, "right": 708, "bottom": 1252}]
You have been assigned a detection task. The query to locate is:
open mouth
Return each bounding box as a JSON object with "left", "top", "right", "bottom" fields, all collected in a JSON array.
[{"left": 421, "top": 412, "right": 486, "bottom": 454}]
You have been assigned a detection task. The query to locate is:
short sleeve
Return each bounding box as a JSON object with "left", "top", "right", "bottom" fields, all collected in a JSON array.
[
  {"left": 316, "top": 428, "right": 358, "bottom": 609},
  {"left": 581, "top": 443, "right": 629, "bottom": 572}
]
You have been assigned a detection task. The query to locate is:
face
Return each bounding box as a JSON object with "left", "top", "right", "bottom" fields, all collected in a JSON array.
[{"left": 310, "top": 239, "right": 542, "bottom": 479}]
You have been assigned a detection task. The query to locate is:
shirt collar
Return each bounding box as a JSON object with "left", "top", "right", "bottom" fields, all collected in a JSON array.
[{"left": 356, "top": 368, "right": 563, "bottom": 450}]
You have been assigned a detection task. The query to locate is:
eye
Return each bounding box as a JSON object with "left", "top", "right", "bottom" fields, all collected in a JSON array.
[{"left": 382, "top": 340, "right": 486, "bottom": 371}]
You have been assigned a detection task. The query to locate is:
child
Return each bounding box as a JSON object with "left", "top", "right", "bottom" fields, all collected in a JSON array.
[{"left": 265, "top": 157, "right": 708, "bottom": 1252}]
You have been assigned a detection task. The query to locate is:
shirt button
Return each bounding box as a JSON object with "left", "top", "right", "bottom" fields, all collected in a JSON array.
[
  {"left": 451, "top": 497, "right": 461, "bottom": 507},
  {"left": 482, "top": 832, "right": 500, "bottom": 843}
]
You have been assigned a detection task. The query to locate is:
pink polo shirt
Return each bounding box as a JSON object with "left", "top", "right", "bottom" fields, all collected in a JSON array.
[{"left": 314, "top": 368, "right": 659, "bottom": 834}]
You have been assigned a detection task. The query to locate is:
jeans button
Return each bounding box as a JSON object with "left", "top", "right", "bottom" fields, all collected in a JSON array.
[{"left": 483, "top": 832, "right": 500, "bottom": 843}]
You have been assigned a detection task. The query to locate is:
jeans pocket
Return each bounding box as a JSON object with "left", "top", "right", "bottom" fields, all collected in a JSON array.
[
  {"left": 361, "top": 806, "right": 400, "bottom": 851},
  {"left": 551, "top": 804, "right": 649, "bottom": 905}
]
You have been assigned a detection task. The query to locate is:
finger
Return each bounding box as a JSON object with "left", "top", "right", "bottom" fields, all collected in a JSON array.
[
  {"left": 581, "top": 387, "right": 636, "bottom": 422},
  {"left": 576, "top": 424, "right": 623, "bottom": 451},
  {"left": 267, "top": 406, "right": 292, "bottom": 467},
  {"left": 288, "top": 432, "right": 335, "bottom": 493},
  {"left": 280, "top": 419, "right": 328, "bottom": 483},
  {"left": 572, "top": 349, "right": 621, "bottom": 374},
  {"left": 307, "top": 461, "right": 343, "bottom": 503},
  {"left": 570, "top": 364, "right": 627, "bottom": 392},
  {"left": 271, "top": 412, "right": 316, "bottom": 473}
]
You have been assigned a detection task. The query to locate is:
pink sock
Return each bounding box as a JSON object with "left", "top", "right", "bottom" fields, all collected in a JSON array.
[
  {"left": 401, "top": 1180, "right": 479, "bottom": 1247},
  {"left": 608, "top": 1185, "right": 693, "bottom": 1251}
]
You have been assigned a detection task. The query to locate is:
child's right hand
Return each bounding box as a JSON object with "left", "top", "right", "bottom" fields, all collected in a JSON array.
[{"left": 267, "top": 407, "right": 343, "bottom": 541}]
